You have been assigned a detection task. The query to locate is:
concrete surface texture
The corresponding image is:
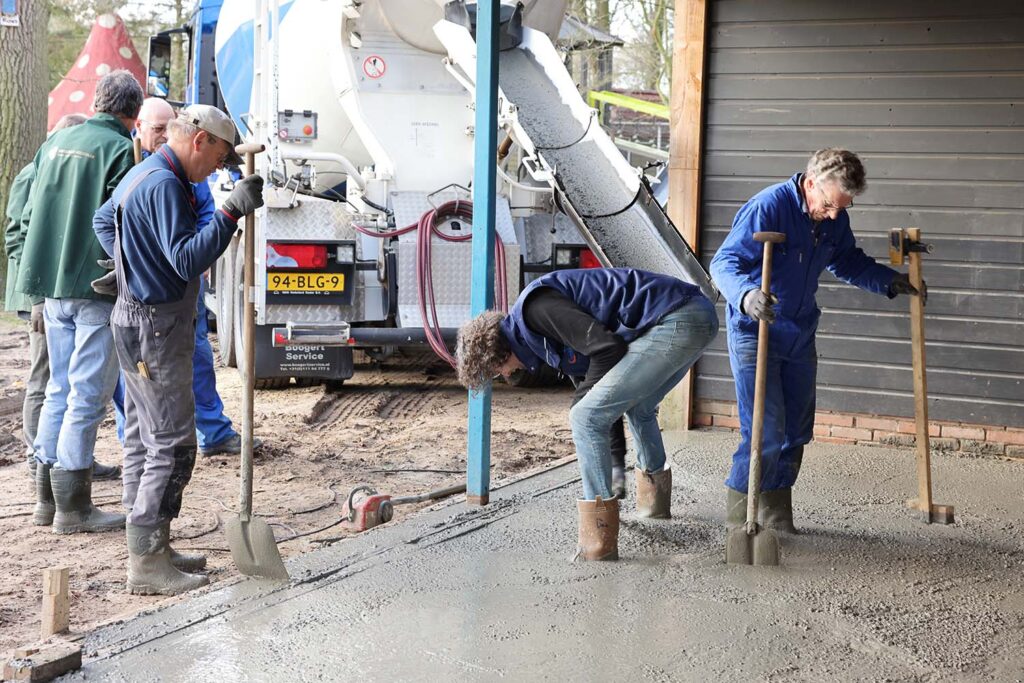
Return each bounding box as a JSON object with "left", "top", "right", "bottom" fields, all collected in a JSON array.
[{"left": 65, "top": 431, "right": 1023, "bottom": 682}]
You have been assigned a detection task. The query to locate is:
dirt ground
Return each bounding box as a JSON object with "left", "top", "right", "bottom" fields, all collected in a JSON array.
[{"left": 0, "top": 311, "right": 574, "bottom": 656}]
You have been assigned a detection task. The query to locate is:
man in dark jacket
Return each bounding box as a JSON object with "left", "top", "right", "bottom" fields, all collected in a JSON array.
[
  {"left": 93, "top": 104, "right": 262, "bottom": 595},
  {"left": 456, "top": 268, "right": 718, "bottom": 561},
  {"left": 710, "top": 148, "right": 922, "bottom": 534},
  {"left": 17, "top": 72, "right": 143, "bottom": 535}
]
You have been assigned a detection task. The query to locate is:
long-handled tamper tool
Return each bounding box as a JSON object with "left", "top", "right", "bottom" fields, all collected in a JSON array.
[
  {"left": 889, "top": 227, "right": 954, "bottom": 525},
  {"left": 225, "top": 143, "right": 289, "bottom": 580},
  {"left": 726, "top": 231, "right": 785, "bottom": 566}
]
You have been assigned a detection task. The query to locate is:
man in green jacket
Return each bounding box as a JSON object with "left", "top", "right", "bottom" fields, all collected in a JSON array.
[
  {"left": 5, "top": 114, "right": 119, "bottom": 483},
  {"left": 17, "top": 70, "right": 143, "bottom": 535}
]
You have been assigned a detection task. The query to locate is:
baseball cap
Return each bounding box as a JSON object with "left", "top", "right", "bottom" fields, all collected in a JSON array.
[{"left": 177, "top": 104, "right": 243, "bottom": 166}]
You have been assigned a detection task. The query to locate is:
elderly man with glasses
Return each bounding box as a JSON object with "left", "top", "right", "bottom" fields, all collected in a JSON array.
[
  {"left": 93, "top": 104, "right": 264, "bottom": 595},
  {"left": 710, "top": 148, "right": 922, "bottom": 535}
]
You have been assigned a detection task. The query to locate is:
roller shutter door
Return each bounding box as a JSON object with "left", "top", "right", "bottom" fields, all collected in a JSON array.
[{"left": 695, "top": 0, "right": 1024, "bottom": 427}]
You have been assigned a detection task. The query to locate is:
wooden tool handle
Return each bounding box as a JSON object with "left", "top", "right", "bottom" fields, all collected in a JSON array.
[
  {"left": 907, "top": 227, "right": 933, "bottom": 511},
  {"left": 746, "top": 231, "right": 786, "bottom": 531},
  {"left": 239, "top": 147, "right": 262, "bottom": 519}
]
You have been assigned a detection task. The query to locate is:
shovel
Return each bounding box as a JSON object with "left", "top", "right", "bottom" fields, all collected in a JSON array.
[
  {"left": 225, "top": 143, "right": 289, "bottom": 581},
  {"left": 726, "top": 231, "right": 785, "bottom": 567}
]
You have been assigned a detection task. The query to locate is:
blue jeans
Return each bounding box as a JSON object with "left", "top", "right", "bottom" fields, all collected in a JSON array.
[
  {"left": 34, "top": 298, "right": 120, "bottom": 470},
  {"left": 569, "top": 297, "right": 719, "bottom": 500},
  {"left": 112, "top": 278, "right": 236, "bottom": 448},
  {"left": 725, "top": 333, "right": 816, "bottom": 493}
]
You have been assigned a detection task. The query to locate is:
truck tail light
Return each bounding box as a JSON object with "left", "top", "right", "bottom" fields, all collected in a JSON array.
[
  {"left": 579, "top": 248, "right": 601, "bottom": 269},
  {"left": 267, "top": 243, "right": 328, "bottom": 269}
]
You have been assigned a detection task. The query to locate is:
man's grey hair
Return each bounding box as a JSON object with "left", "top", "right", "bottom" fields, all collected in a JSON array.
[
  {"left": 806, "top": 148, "right": 867, "bottom": 196},
  {"left": 93, "top": 70, "right": 144, "bottom": 119},
  {"left": 166, "top": 118, "right": 199, "bottom": 141},
  {"left": 51, "top": 113, "right": 87, "bottom": 132}
]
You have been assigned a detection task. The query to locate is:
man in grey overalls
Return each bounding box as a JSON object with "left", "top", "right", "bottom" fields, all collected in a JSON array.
[{"left": 93, "top": 105, "right": 263, "bottom": 595}]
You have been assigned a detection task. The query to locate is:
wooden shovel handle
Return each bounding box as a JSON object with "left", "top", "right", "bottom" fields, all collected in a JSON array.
[{"left": 746, "top": 231, "right": 785, "bottom": 531}]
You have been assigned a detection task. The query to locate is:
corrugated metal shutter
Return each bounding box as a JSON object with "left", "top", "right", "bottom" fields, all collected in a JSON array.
[{"left": 696, "top": 0, "right": 1024, "bottom": 427}]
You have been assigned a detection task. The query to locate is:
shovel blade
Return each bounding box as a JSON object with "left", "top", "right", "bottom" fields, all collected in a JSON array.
[
  {"left": 725, "top": 526, "right": 781, "bottom": 566},
  {"left": 226, "top": 516, "right": 289, "bottom": 581}
]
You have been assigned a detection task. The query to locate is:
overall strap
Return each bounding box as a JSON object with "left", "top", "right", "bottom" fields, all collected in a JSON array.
[{"left": 113, "top": 168, "right": 161, "bottom": 305}]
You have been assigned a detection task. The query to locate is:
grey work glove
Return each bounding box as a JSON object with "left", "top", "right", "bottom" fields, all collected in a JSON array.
[
  {"left": 890, "top": 272, "right": 926, "bottom": 302},
  {"left": 90, "top": 258, "right": 118, "bottom": 297},
  {"left": 30, "top": 303, "right": 45, "bottom": 335},
  {"left": 742, "top": 288, "right": 778, "bottom": 323},
  {"left": 221, "top": 174, "right": 265, "bottom": 221}
]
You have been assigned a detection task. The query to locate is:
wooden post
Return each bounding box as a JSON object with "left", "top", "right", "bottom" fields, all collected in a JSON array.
[
  {"left": 900, "top": 228, "right": 954, "bottom": 524},
  {"left": 40, "top": 567, "right": 70, "bottom": 639},
  {"left": 661, "top": 0, "right": 709, "bottom": 430}
]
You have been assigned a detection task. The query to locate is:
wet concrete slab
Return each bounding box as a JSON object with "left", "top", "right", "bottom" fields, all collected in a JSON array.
[{"left": 66, "top": 432, "right": 1024, "bottom": 681}]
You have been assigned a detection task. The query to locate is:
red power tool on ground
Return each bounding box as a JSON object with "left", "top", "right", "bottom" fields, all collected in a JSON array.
[{"left": 342, "top": 485, "right": 394, "bottom": 532}]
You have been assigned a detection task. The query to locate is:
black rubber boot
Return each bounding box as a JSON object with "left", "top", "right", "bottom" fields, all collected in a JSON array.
[
  {"left": 726, "top": 487, "right": 747, "bottom": 531},
  {"left": 126, "top": 524, "right": 209, "bottom": 596},
  {"left": 760, "top": 487, "right": 799, "bottom": 534},
  {"left": 92, "top": 460, "right": 123, "bottom": 481},
  {"left": 33, "top": 462, "right": 55, "bottom": 526},
  {"left": 163, "top": 522, "right": 207, "bottom": 572},
  {"left": 50, "top": 467, "right": 126, "bottom": 534}
]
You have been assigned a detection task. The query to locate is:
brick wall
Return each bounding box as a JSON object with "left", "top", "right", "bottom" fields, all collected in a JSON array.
[{"left": 692, "top": 399, "right": 1024, "bottom": 459}]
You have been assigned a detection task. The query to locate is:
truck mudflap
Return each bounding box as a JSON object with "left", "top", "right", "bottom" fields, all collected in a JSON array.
[{"left": 255, "top": 324, "right": 354, "bottom": 380}]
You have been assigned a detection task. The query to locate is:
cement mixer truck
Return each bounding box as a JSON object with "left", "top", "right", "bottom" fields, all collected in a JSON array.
[{"left": 147, "top": 0, "right": 715, "bottom": 388}]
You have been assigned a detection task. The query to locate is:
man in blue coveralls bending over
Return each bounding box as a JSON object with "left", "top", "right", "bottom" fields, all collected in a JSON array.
[{"left": 710, "top": 148, "right": 923, "bottom": 534}]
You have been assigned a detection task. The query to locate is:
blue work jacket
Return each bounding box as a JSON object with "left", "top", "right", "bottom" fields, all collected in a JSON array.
[
  {"left": 710, "top": 173, "right": 897, "bottom": 355},
  {"left": 501, "top": 268, "right": 702, "bottom": 375},
  {"left": 93, "top": 146, "right": 237, "bottom": 304}
]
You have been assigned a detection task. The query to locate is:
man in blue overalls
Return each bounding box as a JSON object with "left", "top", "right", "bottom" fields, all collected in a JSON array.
[
  {"left": 710, "top": 148, "right": 923, "bottom": 533},
  {"left": 93, "top": 105, "right": 263, "bottom": 595}
]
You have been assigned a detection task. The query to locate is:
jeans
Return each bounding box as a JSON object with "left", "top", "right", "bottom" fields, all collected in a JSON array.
[
  {"left": 569, "top": 297, "right": 719, "bottom": 500},
  {"left": 725, "top": 333, "right": 816, "bottom": 493},
  {"left": 33, "top": 297, "right": 120, "bottom": 470},
  {"left": 22, "top": 304, "right": 49, "bottom": 459},
  {"left": 111, "top": 277, "right": 236, "bottom": 448}
]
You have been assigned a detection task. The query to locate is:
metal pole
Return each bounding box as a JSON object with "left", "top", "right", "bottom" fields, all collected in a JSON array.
[{"left": 467, "top": 0, "right": 499, "bottom": 507}]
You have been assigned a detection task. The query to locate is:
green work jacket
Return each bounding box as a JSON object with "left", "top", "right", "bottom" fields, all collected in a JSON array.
[
  {"left": 15, "top": 113, "right": 134, "bottom": 301},
  {"left": 4, "top": 163, "right": 36, "bottom": 312}
]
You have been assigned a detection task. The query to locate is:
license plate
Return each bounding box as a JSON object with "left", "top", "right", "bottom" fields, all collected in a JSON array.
[{"left": 267, "top": 272, "right": 345, "bottom": 292}]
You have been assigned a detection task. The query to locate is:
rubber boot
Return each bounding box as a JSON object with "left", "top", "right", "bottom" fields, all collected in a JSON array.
[
  {"left": 575, "top": 497, "right": 619, "bottom": 561},
  {"left": 50, "top": 467, "right": 126, "bottom": 534},
  {"left": 760, "top": 487, "right": 799, "bottom": 534},
  {"left": 127, "top": 524, "right": 210, "bottom": 596},
  {"left": 635, "top": 466, "right": 672, "bottom": 519},
  {"left": 163, "top": 522, "right": 207, "bottom": 572},
  {"left": 726, "top": 487, "right": 747, "bottom": 531},
  {"left": 33, "top": 462, "right": 55, "bottom": 526}
]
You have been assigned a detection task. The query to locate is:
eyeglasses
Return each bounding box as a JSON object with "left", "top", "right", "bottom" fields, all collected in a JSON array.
[
  {"left": 139, "top": 120, "right": 167, "bottom": 134},
  {"left": 815, "top": 184, "right": 853, "bottom": 212}
]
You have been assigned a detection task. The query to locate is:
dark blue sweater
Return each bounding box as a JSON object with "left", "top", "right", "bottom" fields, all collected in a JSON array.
[{"left": 93, "top": 146, "right": 236, "bottom": 304}]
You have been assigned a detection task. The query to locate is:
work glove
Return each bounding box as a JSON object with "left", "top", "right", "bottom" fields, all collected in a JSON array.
[
  {"left": 30, "top": 303, "right": 45, "bottom": 335},
  {"left": 742, "top": 288, "right": 778, "bottom": 324},
  {"left": 90, "top": 258, "right": 118, "bottom": 297},
  {"left": 890, "top": 273, "right": 926, "bottom": 302},
  {"left": 221, "top": 174, "right": 265, "bottom": 221}
]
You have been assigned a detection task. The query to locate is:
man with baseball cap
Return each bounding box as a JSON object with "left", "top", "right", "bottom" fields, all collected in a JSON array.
[{"left": 93, "top": 104, "right": 263, "bottom": 595}]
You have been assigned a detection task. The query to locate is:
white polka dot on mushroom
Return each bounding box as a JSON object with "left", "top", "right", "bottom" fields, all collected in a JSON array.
[
  {"left": 119, "top": 47, "right": 133, "bottom": 59},
  {"left": 78, "top": 54, "right": 90, "bottom": 68},
  {"left": 95, "top": 63, "right": 111, "bottom": 76},
  {"left": 48, "top": 96, "right": 53, "bottom": 105},
  {"left": 69, "top": 90, "right": 85, "bottom": 103},
  {"left": 98, "top": 14, "right": 116, "bottom": 28}
]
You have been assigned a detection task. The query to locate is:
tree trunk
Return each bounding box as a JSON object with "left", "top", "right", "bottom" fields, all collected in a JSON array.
[{"left": 0, "top": 0, "right": 50, "bottom": 294}]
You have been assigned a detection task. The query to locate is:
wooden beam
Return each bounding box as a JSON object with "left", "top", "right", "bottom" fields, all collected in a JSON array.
[
  {"left": 4, "top": 643, "right": 82, "bottom": 682},
  {"left": 661, "top": 0, "right": 710, "bottom": 431},
  {"left": 40, "top": 567, "right": 70, "bottom": 639}
]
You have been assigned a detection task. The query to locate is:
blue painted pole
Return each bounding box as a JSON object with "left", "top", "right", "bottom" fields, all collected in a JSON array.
[{"left": 467, "top": 0, "right": 499, "bottom": 506}]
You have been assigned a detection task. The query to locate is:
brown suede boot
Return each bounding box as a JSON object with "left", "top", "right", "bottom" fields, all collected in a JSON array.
[
  {"left": 576, "top": 497, "right": 619, "bottom": 561},
  {"left": 635, "top": 467, "right": 672, "bottom": 519}
]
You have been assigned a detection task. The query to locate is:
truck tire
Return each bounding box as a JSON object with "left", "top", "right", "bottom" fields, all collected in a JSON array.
[
  {"left": 254, "top": 377, "right": 290, "bottom": 390},
  {"left": 506, "top": 365, "right": 565, "bottom": 388},
  {"left": 215, "top": 237, "right": 238, "bottom": 368}
]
